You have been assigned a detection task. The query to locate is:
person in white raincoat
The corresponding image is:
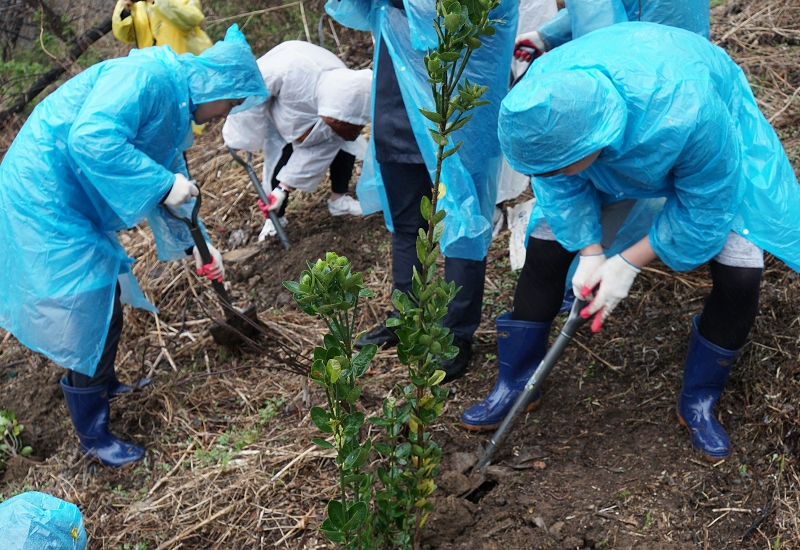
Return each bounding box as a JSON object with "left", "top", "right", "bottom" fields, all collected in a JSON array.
[
  {"left": 0, "top": 25, "right": 268, "bottom": 467},
  {"left": 223, "top": 41, "right": 372, "bottom": 240}
]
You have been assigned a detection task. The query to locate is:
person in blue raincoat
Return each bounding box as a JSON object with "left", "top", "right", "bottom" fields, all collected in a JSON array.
[
  {"left": 325, "top": 0, "right": 517, "bottom": 381},
  {"left": 462, "top": 0, "right": 710, "bottom": 433},
  {"left": 513, "top": 0, "right": 709, "bottom": 63},
  {"left": 467, "top": 22, "right": 800, "bottom": 462},
  {"left": 0, "top": 25, "right": 268, "bottom": 467}
]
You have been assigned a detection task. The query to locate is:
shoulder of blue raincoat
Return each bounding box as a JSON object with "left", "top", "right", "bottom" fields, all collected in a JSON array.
[{"left": 325, "top": 0, "right": 374, "bottom": 32}]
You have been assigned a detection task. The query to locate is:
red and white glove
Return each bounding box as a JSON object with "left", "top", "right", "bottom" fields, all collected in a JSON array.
[
  {"left": 571, "top": 253, "right": 606, "bottom": 298},
  {"left": 579, "top": 254, "right": 640, "bottom": 333},
  {"left": 513, "top": 31, "right": 546, "bottom": 61},
  {"left": 264, "top": 186, "right": 287, "bottom": 212},
  {"left": 193, "top": 242, "right": 224, "bottom": 283},
  {"left": 164, "top": 174, "right": 198, "bottom": 208}
]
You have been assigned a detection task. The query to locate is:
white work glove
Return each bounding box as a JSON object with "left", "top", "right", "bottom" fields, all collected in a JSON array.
[
  {"left": 163, "top": 174, "right": 198, "bottom": 208},
  {"left": 258, "top": 216, "right": 288, "bottom": 241},
  {"left": 193, "top": 242, "right": 224, "bottom": 282},
  {"left": 513, "top": 31, "right": 547, "bottom": 61},
  {"left": 580, "top": 254, "right": 640, "bottom": 333},
  {"left": 266, "top": 186, "right": 287, "bottom": 212},
  {"left": 571, "top": 253, "right": 606, "bottom": 298}
]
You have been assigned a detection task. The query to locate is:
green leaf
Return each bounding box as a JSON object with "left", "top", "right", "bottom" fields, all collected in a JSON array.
[
  {"left": 282, "top": 280, "right": 303, "bottom": 293},
  {"left": 428, "top": 369, "right": 446, "bottom": 386},
  {"left": 312, "top": 437, "right": 334, "bottom": 449},
  {"left": 327, "top": 500, "right": 346, "bottom": 529},
  {"left": 344, "top": 502, "right": 368, "bottom": 532},
  {"left": 432, "top": 220, "right": 445, "bottom": 243},
  {"left": 346, "top": 385, "right": 363, "bottom": 404},
  {"left": 416, "top": 235, "right": 427, "bottom": 265},
  {"left": 424, "top": 244, "right": 440, "bottom": 268},
  {"left": 439, "top": 52, "right": 460, "bottom": 62},
  {"left": 310, "top": 407, "right": 333, "bottom": 433},
  {"left": 447, "top": 113, "right": 473, "bottom": 133},
  {"left": 323, "top": 333, "right": 339, "bottom": 350},
  {"left": 374, "top": 443, "right": 392, "bottom": 456},
  {"left": 481, "top": 24, "right": 496, "bottom": 36},
  {"left": 342, "top": 412, "right": 366, "bottom": 437},
  {"left": 343, "top": 446, "right": 362, "bottom": 469},
  {"left": 420, "top": 195, "right": 432, "bottom": 221},
  {"left": 385, "top": 317, "right": 401, "bottom": 327},
  {"left": 466, "top": 36, "right": 482, "bottom": 49},
  {"left": 432, "top": 209, "right": 447, "bottom": 226},
  {"left": 428, "top": 128, "right": 449, "bottom": 147},
  {"left": 396, "top": 442, "right": 412, "bottom": 459},
  {"left": 353, "top": 344, "right": 377, "bottom": 377},
  {"left": 419, "top": 108, "right": 442, "bottom": 123},
  {"left": 444, "top": 13, "right": 460, "bottom": 33}
]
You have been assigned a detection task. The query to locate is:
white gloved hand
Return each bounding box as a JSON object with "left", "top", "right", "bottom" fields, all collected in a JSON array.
[
  {"left": 514, "top": 31, "right": 547, "bottom": 61},
  {"left": 193, "top": 242, "right": 224, "bottom": 282},
  {"left": 258, "top": 215, "right": 288, "bottom": 241},
  {"left": 266, "top": 186, "right": 288, "bottom": 212},
  {"left": 163, "top": 174, "right": 198, "bottom": 208},
  {"left": 580, "top": 254, "right": 640, "bottom": 333},
  {"left": 572, "top": 253, "right": 606, "bottom": 298}
]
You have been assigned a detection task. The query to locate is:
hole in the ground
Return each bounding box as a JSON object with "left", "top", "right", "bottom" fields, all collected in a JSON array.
[{"left": 465, "top": 479, "right": 498, "bottom": 503}]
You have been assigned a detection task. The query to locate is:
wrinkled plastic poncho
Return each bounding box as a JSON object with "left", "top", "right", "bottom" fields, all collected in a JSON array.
[
  {"left": 326, "top": 0, "right": 518, "bottom": 260},
  {"left": 0, "top": 491, "right": 87, "bottom": 550},
  {"left": 499, "top": 23, "right": 800, "bottom": 273},
  {"left": 0, "top": 25, "right": 267, "bottom": 376},
  {"left": 223, "top": 41, "right": 371, "bottom": 192},
  {"left": 112, "top": 0, "right": 213, "bottom": 55},
  {"left": 539, "top": 0, "right": 709, "bottom": 48}
]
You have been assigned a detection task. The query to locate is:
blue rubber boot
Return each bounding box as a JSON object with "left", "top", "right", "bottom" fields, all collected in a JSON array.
[
  {"left": 676, "top": 317, "right": 738, "bottom": 462},
  {"left": 60, "top": 378, "right": 145, "bottom": 467},
  {"left": 461, "top": 313, "right": 550, "bottom": 431},
  {"left": 107, "top": 376, "right": 152, "bottom": 399},
  {"left": 558, "top": 289, "right": 576, "bottom": 315}
]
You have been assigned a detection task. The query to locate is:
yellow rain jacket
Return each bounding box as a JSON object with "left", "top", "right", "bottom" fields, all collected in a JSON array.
[{"left": 112, "top": 0, "right": 213, "bottom": 55}]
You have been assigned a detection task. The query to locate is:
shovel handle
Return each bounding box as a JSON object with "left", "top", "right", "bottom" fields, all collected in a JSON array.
[
  {"left": 164, "top": 190, "right": 234, "bottom": 312},
  {"left": 227, "top": 147, "right": 291, "bottom": 250},
  {"left": 476, "top": 298, "right": 589, "bottom": 472}
]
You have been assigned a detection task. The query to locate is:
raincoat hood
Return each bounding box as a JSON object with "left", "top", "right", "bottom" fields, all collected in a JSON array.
[
  {"left": 316, "top": 68, "right": 373, "bottom": 125},
  {"left": 499, "top": 69, "right": 626, "bottom": 175},
  {"left": 177, "top": 25, "right": 268, "bottom": 113}
]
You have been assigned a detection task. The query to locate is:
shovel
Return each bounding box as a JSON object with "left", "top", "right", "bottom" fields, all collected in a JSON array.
[
  {"left": 475, "top": 298, "right": 589, "bottom": 472},
  {"left": 227, "top": 147, "right": 291, "bottom": 250},
  {"left": 165, "top": 189, "right": 260, "bottom": 346}
]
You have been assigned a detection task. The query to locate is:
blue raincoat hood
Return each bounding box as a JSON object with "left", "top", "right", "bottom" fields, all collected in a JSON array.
[
  {"left": 0, "top": 25, "right": 266, "bottom": 375},
  {"left": 499, "top": 69, "right": 626, "bottom": 175}
]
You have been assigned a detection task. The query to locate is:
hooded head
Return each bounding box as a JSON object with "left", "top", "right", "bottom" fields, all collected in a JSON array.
[
  {"left": 180, "top": 25, "right": 269, "bottom": 115},
  {"left": 498, "top": 69, "right": 626, "bottom": 175},
  {"left": 316, "top": 68, "right": 373, "bottom": 125}
]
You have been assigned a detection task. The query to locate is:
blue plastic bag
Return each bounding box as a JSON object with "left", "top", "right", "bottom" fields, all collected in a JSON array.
[{"left": 0, "top": 492, "right": 87, "bottom": 550}]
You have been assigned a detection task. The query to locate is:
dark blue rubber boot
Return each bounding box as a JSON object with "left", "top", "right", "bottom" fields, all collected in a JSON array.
[
  {"left": 61, "top": 378, "right": 145, "bottom": 467},
  {"left": 676, "top": 316, "right": 738, "bottom": 462},
  {"left": 107, "top": 376, "right": 152, "bottom": 399},
  {"left": 461, "top": 313, "right": 550, "bottom": 431}
]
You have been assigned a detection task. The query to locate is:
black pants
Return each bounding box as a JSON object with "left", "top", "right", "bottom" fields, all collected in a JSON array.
[
  {"left": 514, "top": 237, "right": 762, "bottom": 351},
  {"left": 68, "top": 283, "right": 122, "bottom": 388},
  {"left": 380, "top": 162, "right": 486, "bottom": 342},
  {"left": 271, "top": 144, "right": 356, "bottom": 217}
]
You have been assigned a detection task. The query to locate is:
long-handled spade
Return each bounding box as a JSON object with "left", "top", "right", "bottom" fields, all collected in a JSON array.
[
  {"left": 165, "top": 190, "right": 261, "bottom": 347},
  {"left": 475, "top": 298, "right": 589, "bottom": 472},
  {"left": 227, "top": 147, "right": 291, "bottom": 250}
]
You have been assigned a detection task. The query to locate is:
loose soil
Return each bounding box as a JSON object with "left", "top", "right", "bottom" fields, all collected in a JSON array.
[{"left": 1, "top": 1, "right": 799, "bottom": 548}]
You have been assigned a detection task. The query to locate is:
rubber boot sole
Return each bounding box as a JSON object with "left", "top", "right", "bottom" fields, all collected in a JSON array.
[
  {"left": 676, "top": 410, "right": 729, "bottom": 463},
  {"left": 460, "top": 398, "right": 541, "bottom": 432}
]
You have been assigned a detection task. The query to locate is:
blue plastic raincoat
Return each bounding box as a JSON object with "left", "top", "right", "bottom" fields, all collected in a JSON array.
[
  {"left": 539, "top": 0, "right": 709, "bottom": 48},
  {"left": 499, "top": 23, "right": 800, "bottom": 273},
  {"left": 0, "top": 491, "right": 87, "bottom": 550},
  {"left": 326, "top": 0, "right": 518, "bottom": 260},
  {"left": 0, "top": 25, "right": 267, "bottom": 376}
]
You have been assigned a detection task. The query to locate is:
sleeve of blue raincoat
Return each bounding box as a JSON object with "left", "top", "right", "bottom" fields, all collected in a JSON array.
[
  {"left": 539, "top": 0, "right": 627, "bottom": 48},
  {"left": 68, "top": 63, "right": 176, "bottom": 229},
  {"left": 649, "top": 88, "right": 743, "bottom": 272},
  {"left": 325, "top": 0, "right": 373, "bottom": 31},
  {"left": 531, "top": 172, "right": 603, "bottom": 250}
]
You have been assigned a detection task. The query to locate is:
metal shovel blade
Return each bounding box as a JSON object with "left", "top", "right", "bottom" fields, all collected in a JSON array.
[
  {"left": 475, "top": 298, "right": 589, "bottom": 472},
  {"left": 209, "top": 304, "right": 261, "bottom": 347}
]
